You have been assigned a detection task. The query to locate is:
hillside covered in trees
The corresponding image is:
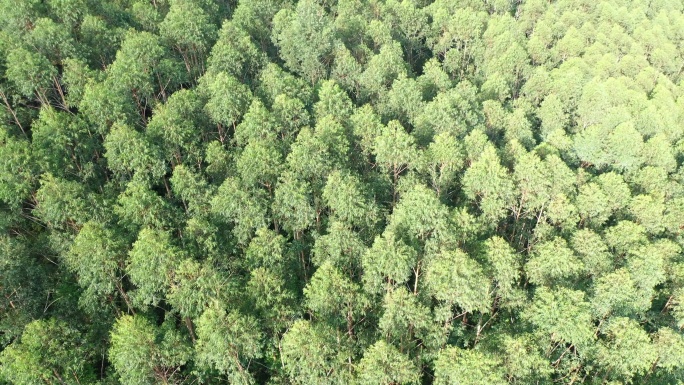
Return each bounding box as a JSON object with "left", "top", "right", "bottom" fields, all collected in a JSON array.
[{"left": 2, "top": 0, "right": 684, "bottom": 383}]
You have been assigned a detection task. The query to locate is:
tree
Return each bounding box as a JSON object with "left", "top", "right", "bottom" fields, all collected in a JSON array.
[
  {"left": 79, "top": 78, "right": 138, "bottom": 134},
  {"left": 373, "top": 120, "right": 418, "bottom": 203},
  {"left": 34, "top": 173, "right": 90, "bottom": 229},
  {"left": 207, "top": 20, "right": 265, "bottom": 80},
  {"left": 322, "top": 170, "right": 378, "bottom": 230},
  {"left": 314, "top": 80, "right": 354, "bottom": 123},
  {"left": 525, "top": 237, "right": 584, "bottom": 286},
  {"left": 424, "top": 246, "right": 491, "bottom": 314},
  {"left": 378, "top": 287, "right": 444, "bottom": 355},
  {"left": 201, "top": 71, "right": 252, "bottom": 130},
  {"left": 433, "top": 346, "right": 507, "bottom": 385},
  {"left": 66, "top": 221, "right": 128, "bottom": 310},
  {"left": 522, "top": 287, "right": 595, "bottom": 350},
  {"left": 0, "top": 236, "right": 46, "bottom": 345},
  {"left": 304, "top": 261, "right": 368, "bottom": 332},
  {"left": 419, "top": 132, "right": 464, "bottom": 197},
  {"left": 127, "top": 228, "right": 181, "bottom": 307},
  {"left": 257, "top": 63, "right": 314, "bottom": 106},
  {"left": 1, "top": 0, "right": 684, "bottom": 382},
  {"left": 272, "top": 0, "right": 335, "bottom": 84},
  {"left": 356, "top": 340, "right": 420, "bottom": 385},
  {"left": 362, "top": 232, "right": 417, "bottom": 295},
  {"left": 159, "top": 0, "right": 218, "bottom": 76},
  {"left": 0, "top": 319, "right": 95, "bottom": 385},
  {"left": 168, "top": 259, "right": 233, "bottom": 325},
  {"left": 271, "top": 171, "right": 316, "bottom": 235},
  {"left": 281, "top": 319, "right": 352, "bottom": 385},
  {"left": 195, "top": 306, "right": 262, "bottom": 384},
  {"left": 31, "top": 107, "right": 98, "bottom": 180},
  {"left": 107, "top": 30, "right": 177, "bottom": 105},
  {"left": 482, "top": 236, "right": 523, "bottom": 307},
  {"left": 146, "top": 88, "right": 208, "bottom": 166},
  {"left": 0, "top": 126, "right": 34, "bottom": 208},
  {"left": 595, "top": 317, "right": 658, "bottom": 382},
  {"left": 114, "top": 179, "right": 178, "bottom": 231},
  {"left": 211, "top": 177, "right": 268, "bottom": 244},
  {"left": 5, "top": 47, "right": 55, "bottom": 103},
  {"left": 109, "top": 315, "right": 192, "bottom": 385},
  {"left": 462, "top": 145, "right": 515, "bottom": 224}
]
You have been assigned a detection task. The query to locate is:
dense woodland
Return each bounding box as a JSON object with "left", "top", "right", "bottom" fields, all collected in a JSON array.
[{"left": 1, "top": 0, "right": 684, "bottom": 383}]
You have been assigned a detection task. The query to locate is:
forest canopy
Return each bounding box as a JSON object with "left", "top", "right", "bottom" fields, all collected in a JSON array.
[{"left": 1, "top": 0, "right": 684, "bottom": 384}]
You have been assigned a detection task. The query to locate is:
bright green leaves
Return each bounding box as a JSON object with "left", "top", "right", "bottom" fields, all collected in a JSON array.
[
  {"left": 483, "top": 236, "right": 523, "bottom": 305},
  {"left": 211, "top": 177, "right": 268, "bottom": 244},
  {"left": 496, "top": 334, "right": 552, "bottom": 383},
  {"left": 315, "top": 80, "right": 354, "bottom": 123},
  {"left": 0, "top": 127, "right": 34, "bottom": 207},
  {"left": 115, "top": 179, "right": 178, "bottom": 231},
  {"left": 66, "top": 221, "right": 127, "bottom": 309},
  {"left": 79, "top": 78, "right": 138, "bottom": 133},
  {"left": 281, "top": 320, "right": 352, "bottom": 385},
  {"left": 374, "top": 120, "right": 419, "bottom": 202},
  {"left": 146, "top": 88, "right": 208, "bottom": 165},
  {"left": 207, "top": 21, "right": 265, "bottom": 79},
  {"left": 104, "top": 123, "right": 166, "bottom": 181},
  {"left": 424, "top": 246, "right": 491, "bottom": 314},
  {"left": 653, "top": 328, "right": 684, "bottom": 373},
  {"left": 574, "top": 121, "right": 645, "bottom": 172},
  {"left": 272, "top": 171, "right": 316, "bottom": 234},
  {"left": 0, "top": 319, "right": 94, "bottom": 385},
  {"left": 419, "top": 132, "right": 464, "bottom": 197},
  {"left": 363, "top": 233, "right": 417, "bottom": 294},
  {"left": 2, "top": 0, "right": 684, "bottom": 383},
  {"left": 596, "top": 317, "right": 658, "bottom": 381},
  {"left": 323, "top": 170, "right": 378, "bottom": 229},
  {"left": 378, "top": 287, "right": 444, "bottom": 354},
  {"left": 576, "top": 173, "right": 631, "bottom": 228},
  {"left": 235, "top": 99, "right": 276, "bottom": 146},
  {"left": 195, "top": 306, "right": 262, "bottom": 384},
  {"left": 462, "top": 145, "right": 514, "bottom": 223},
  {"left": 245, "top": 227, "right": 288, "bottom": 271},
  {"left": 167, "top": 258, "right": 230, "bottom": 319},
  {"left": 35, "top": 173, "right": 90, "bottom": 229},
  {"left": 523, "top": 287, "right": 594, "bottom": 349},
  {"left": 272, "top": 0, "right": 335, "bottom": 84},
  {"left": 159, "top": 0, "right": 218, "bottom": 76},
  {"left": 127, "top": 228, "right": 181, "bottom": 307},
  {"left": 304, "top": 261, "right": 368, "bottom": 328},
  {"left": 526, "top": 237, "right": 583, "bottom": 286},
  {"left": 109, "top": 315, "right": 191, "bottom": 385},
  {"left": 571, "top": 229, "right": 613, "bottom": 277},
  {"left": 356, "top": 340, "right": 420, "bottom": 385},
  {"left": 433, "top": 346, "right": 507, "bottom": 385},
  {"left": 237, "top": 137, "right": 283, "bottom": 188},
  {"left": 5, "top": 47, "right": 55, "bottom": 100},
  {"left": 31, "top": 107, "right": 97, "bottom": 180},
  {"left": 107, "top": 30, "right": 172, "bottom": 101},
  {"left": 201, "top": 71, "right": 252, "bottom": 128},
  {"left": 591, "top": 268, "right": 646, "bottom": 318}
]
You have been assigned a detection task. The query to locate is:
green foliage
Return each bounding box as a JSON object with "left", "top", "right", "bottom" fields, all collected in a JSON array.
[
  {"left": 195, "top": 306, "right": 262, "bottom": 384},
  {"left": 433, "top": 346, "right": 507, "bottom": 385},
  {"left": 356, "top": 340, "right": 420, "bottom": 385},
  {"left": 127, "top": 228, "right": 181, "bottom": 307},
  {"left": 109, "top": 315, "right": 191, "bottom": 385},
  {"left": 0, "top": 126, "right": 34, "bottom": 207},
  {"left": 0, "top": 319, "right": 94, "bottom": 385},
  {"left": 281, "top": 319, "right": 352, "bottom": 385},
  {"left": 2, "top": 0, "right": 684, "bottom": 383}
]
